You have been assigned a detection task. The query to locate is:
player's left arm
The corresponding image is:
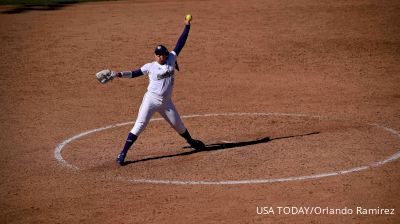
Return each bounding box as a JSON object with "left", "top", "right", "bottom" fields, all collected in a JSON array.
[{"left": 173, "top": 20, "right": 191, "bottom": 56}]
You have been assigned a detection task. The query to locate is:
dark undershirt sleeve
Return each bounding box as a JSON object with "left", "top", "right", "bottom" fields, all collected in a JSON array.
[
  {"left": 173, "top": 25, "right": 190, "bottom": 56},
  {"left": 131, "top": 69, "right": 144, "bottom": 78}
]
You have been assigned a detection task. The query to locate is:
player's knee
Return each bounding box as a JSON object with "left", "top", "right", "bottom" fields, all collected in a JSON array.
[{"left": 131, "top": 122, "right": 147, "bottom": 136}]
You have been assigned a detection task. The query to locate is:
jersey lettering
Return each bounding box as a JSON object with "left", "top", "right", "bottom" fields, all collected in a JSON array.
[{"left": 157, "top": 70, "right": 174, "bottom": 80}]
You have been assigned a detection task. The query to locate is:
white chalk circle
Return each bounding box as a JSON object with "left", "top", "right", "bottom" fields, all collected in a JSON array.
[{"left": 54, "top": 112, "right": 400, "bottom": 185}]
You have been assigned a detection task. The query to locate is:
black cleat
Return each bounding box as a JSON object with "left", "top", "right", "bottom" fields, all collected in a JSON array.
[
  {"left": 189, "top": 139, "right": 206, "bottom": 151},
  {"left": 116, "top": 153, "right": 126, "bottom": 166}
]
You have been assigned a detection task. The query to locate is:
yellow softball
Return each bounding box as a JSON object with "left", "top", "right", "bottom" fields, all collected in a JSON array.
[{"left": 185, "top": 14, "right": 192, "bottom": 21}]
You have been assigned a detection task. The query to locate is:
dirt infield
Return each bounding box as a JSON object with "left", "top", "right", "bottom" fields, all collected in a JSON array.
[{"left": 1, "top": 0, "right": 400, "bottom": 223}]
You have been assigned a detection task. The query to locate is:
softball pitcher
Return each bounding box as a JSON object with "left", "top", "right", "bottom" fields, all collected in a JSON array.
[{"left": 111, "top": 16, "right": 205, "bottom": 165}]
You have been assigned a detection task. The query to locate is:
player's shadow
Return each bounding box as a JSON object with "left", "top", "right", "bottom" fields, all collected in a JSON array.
[
  {"left": 2, "top": 1, "right": 79, "bottom": 14},
  {"left": 123, "top": 131, "right": 320, "bottom": 166}
]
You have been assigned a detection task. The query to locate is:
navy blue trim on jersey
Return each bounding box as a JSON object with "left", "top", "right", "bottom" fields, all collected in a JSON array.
[
  {"left": 132, "top": 69, "right": 144, "bottom": 78},
  {"left": 173, "top": 24, "right": 190, "bottom": 56}
]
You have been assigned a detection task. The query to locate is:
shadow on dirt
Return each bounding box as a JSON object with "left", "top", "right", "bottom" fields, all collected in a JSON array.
[
  {"left": 122, "top": 131, "right": 320, "bottom": 166},
  {"left": 2, "top": 1, "right": 80, "bottom": 14}
]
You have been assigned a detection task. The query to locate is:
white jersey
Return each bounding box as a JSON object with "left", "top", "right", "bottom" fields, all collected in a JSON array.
[{"left": 140, "top": 51, "right": 177, "bottom": 98}]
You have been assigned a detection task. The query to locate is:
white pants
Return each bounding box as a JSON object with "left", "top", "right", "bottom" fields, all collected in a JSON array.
[{"left": 130, "top": 92, "right": 186, "bottom": 136}]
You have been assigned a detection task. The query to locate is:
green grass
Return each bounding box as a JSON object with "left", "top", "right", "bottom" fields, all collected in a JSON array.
[{"left": 0, "top": 0, "right": 114, "bottom": 6}]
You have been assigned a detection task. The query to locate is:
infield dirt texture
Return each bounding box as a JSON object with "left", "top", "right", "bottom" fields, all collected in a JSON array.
[{"left": 1, "top": 0, "right": 400, "bottom": 223}]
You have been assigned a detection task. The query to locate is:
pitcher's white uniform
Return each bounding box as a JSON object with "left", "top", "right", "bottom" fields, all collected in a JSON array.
[
  {"left": 130, "top": 51, "right": 186, "bottom": 136},
  {"left": 115, "top": 21, "right": 205, "bottom": 166}
]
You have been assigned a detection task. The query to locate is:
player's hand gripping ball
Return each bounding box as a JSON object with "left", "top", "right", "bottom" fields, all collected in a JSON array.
[{"left": 185, "top": 14, "right": 192, "bottom": 22}]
